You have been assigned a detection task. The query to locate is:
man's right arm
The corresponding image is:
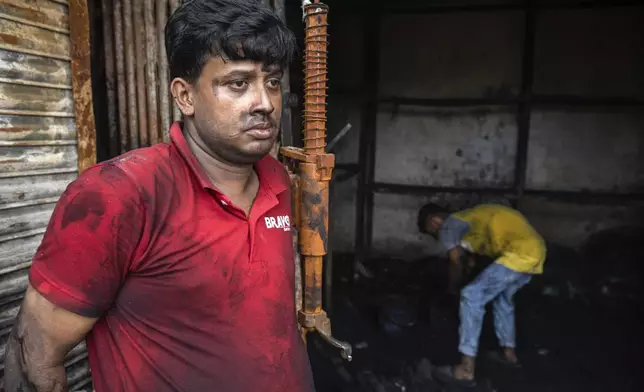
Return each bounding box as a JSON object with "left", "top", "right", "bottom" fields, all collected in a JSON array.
[
  {"left": 439, "top": 217, "right": 470, "bottom": 294},
  {"left": 447, "top": 247, "right": 463, "bottom": 294},
  {"left": 3, "top": 284, "right": 97, "bottom": 392}
]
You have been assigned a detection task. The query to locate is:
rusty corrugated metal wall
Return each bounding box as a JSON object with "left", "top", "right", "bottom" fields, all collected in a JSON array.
[
  {"left": 0, "top": 0, "right": 92, "bottom": 390},
  {"left": 102, "top": 0, "right": 180, "bottom": 155}
]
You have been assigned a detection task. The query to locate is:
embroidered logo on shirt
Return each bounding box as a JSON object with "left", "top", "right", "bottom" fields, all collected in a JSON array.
[{"left": 264, "top": 215, "right": 291, "bottom": 231}]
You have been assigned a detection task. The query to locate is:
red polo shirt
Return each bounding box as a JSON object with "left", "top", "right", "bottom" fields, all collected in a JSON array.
[{"left": 29, "top": 123, "right": 315, "bottom": 392}]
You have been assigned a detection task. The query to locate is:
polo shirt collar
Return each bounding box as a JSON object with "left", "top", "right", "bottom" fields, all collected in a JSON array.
[{"left": 169, "top": 122, "right": 288, "bottom": 196}]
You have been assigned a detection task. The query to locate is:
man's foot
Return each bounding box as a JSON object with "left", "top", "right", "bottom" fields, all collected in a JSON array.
[
  {"left": 486, "top": 348, "right": 522, "bottom": 369},
  {"left": 503, "top": 347, "right": 519, "bottom": 365},
  {"left": 434, "top": 355, "right": 476, "bottom": 387},
  {"left": 453, "top": 355, "right": 475, "bottom": 381}
]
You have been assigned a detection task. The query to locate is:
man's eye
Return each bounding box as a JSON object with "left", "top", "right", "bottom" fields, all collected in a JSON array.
[
  {"left": 229, "top": 80, "right": 248, "bottom": 90},
  {"left": 267, "top": 79, "right": 281, "bottom": 89}
]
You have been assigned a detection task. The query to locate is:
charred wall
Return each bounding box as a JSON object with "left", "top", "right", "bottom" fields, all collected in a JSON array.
[{"left": 324, "top": 2, "right": 644, "bottom": 258}]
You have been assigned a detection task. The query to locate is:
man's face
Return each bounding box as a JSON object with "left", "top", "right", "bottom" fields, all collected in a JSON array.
[
  {"left": 184, "top": 57, "right": 283, "bottom": 165},
  {"left": 425, "top": 216, "right": 443, "bottom": 237}
]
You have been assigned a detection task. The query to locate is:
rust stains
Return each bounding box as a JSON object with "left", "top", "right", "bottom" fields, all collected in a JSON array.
[
  {"left": 0, "top": 0, "right": 69, "bottom": 33},
  {"left": 0, "top": 83, "right": 74, "bottom": 113},
  {"left": 0, "top": 145, "right": 77, "bottom": 173},
  {"left": 0, "top": 116, "right": 76, "bottom": 142},
  {"left": 0, "top": 50, "right": 71, "bottom": 88},
  {"left": 69, "top": 0, "right": 96, "bottom": 174},
  {"left": 0, "top": 18, "right": 70, "bottom": 60},
  {"left": 0, "top": 127, "right": 30, "bottom": 133},
  {"left": 0, "top": 32, "right": 18, "bottom": 45}
]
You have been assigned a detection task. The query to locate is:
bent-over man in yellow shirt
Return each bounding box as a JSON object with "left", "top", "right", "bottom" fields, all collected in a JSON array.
[{"left": 418, "top": 203, "right": 546, "bottom": 387}]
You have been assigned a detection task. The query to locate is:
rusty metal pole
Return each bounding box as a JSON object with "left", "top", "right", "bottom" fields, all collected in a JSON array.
[{"left": 280, "top": 1, "right": 352, "bottom": 361}]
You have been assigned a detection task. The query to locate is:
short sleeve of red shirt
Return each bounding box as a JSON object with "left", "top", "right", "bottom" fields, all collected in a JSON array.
[{"left": 29, "top": 164, "right": 144, "bottom": 318}]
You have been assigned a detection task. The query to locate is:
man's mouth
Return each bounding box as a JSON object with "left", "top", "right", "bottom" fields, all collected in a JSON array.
[{"left": 245, "top": 123, "right": 276, "bottom": 140}]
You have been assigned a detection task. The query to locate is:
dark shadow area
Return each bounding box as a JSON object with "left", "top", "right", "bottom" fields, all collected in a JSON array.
[{"left": 308, "top": 241, "right": 644, "bottom": 392}]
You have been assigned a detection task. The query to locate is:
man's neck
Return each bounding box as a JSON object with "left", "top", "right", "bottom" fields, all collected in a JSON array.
[{"left": 184, "top": 125, "right": 256, "bottom": 196}]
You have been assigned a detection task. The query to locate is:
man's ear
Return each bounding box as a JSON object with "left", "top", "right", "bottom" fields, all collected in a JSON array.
[{"left": 171, "top": 78, "right": 195, "bottom": 116}]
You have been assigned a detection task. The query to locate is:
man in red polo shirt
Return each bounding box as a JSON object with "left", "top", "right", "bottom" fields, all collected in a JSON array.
[{"left": 2, "top": 1, "right": 315, "bottom": 391}]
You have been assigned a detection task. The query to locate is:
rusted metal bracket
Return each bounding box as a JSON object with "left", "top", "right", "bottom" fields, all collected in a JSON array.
[
  {"left": 281, "top": 147, "right": 335, "bottom": 181},
  {"left": 298, "top": 310, "right": 352, "bottom": 361}
]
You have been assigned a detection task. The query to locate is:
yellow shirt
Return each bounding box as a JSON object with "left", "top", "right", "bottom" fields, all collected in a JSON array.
[{"left": 451, "top": 204, "right": 546, "bottom": 274}]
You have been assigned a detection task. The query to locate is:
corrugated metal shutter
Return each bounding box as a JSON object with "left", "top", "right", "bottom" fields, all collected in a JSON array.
[{"left": 0, "top": 0, "right": 92, "bottom": 390}]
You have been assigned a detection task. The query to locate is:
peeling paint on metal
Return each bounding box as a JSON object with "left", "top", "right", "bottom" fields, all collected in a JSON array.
[
  {"left": 0, "top": 0, "right": 70, "bottom": 33},
  {"left": 0, "top": 50, "right": 71, "bottom": 88},
  {"left": 0, "top": 82, "right": 74, "bottom": 113},
  {"left": 0, "top": 145, "right": 78, "bottom": 173},
  {"left": 0, "top": 18, "right": 70, "bottom": 60},
  {"left": 0, "top": 115, "right": 76, "bottom": 141}
]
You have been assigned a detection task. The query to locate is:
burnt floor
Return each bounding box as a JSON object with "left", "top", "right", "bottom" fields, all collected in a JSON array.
[{"left": 307, "top": 252, "right": 644, "bottom": 392}]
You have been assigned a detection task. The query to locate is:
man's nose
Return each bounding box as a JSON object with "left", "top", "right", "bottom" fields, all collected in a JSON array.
[{"left": 252, "top": 86, "right": 275, "bottom": 115}]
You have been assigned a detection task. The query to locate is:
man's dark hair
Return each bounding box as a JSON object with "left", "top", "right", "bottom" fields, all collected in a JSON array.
[
  {"left": 165, "top": 0, "right": 296, "bottom": 82},
  {"left": 417, "top": 203, "right": 449, "bottom": 233}
]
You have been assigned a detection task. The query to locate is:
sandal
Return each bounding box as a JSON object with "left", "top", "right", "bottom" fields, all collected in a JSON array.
[
  {"left": 433, "top": 365, "right": 477, "bottom": 388},
  {"left": 486, "top": 350, "right": 522, "bottom": 369}
]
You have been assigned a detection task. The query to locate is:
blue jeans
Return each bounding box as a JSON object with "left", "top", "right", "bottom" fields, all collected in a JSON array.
[{"left": 459, "top": 262, "right": 532, "bottom": 357}]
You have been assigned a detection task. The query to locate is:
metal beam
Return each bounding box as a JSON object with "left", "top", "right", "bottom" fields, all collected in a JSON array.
[
  {"left": 328, "top": 0, "right": 643, "bottom": 15},
  {"left": 371, "top": 182, "right": 514, "bottom": 196},
  {"left": 332, "top": 94, "right": 644, "bottom": 108},
  {"left": 379, "top": 96, "right": 518, "bottom": 107},
  {"left": 354, "top": 12, "right": 380, "bottom": 273},
  {"left": 513, "top": 3, "right": 536, "bottom": 201},
  {"left": 370, "top": 181, "right": 644, "bottom": 202}
]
